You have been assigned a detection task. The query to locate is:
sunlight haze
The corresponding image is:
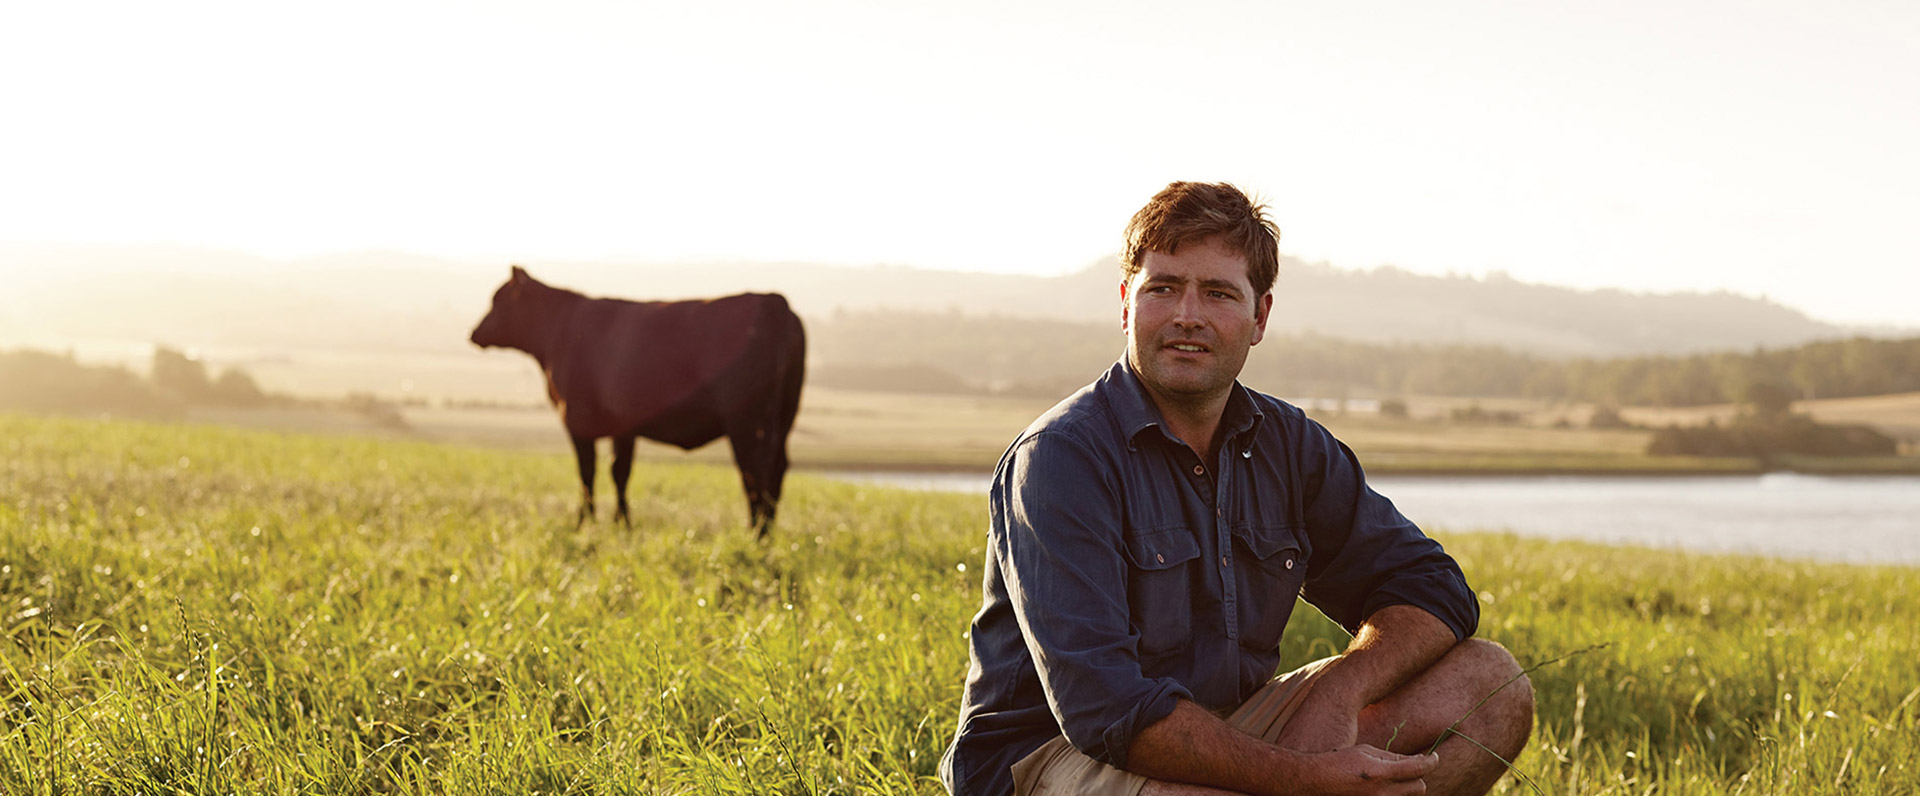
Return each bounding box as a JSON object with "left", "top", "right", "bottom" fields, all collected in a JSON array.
[{"left": 3, "top": 0, "right": 1916, "bottom": 327}]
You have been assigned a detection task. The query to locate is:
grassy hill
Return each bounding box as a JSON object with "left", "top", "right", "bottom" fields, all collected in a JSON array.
[{"left": 3, "top": 413, "right": 1917, "bottom": 793}]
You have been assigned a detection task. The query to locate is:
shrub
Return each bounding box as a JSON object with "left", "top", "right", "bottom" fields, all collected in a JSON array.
[
  {"left": 1449, "top": 404, "right": 1521, "bottom": 425},
  {"left": 1587, "top": 404, "right": 1630, "bottom": 429},
  {"left": 1647, "top": 413, "right": 1897, "bottom": 458}
]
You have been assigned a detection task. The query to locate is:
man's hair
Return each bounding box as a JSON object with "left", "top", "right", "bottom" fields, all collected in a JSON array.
[{"left": 1121, "top": 182, "right": 1281, "bottom": 295}]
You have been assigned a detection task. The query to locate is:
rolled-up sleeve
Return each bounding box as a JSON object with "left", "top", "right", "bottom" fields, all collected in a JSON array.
[
  {"left": 993, "top": 432, "right": 1193, "bottom": 768},
  {"left": 1293, "top": 421, "right": 1479, "bottom": 641}
]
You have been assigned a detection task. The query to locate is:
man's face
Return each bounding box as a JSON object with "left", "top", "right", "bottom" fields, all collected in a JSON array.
[{"left": 1122, "top": 236, "right": 1272, "bottom": 407}]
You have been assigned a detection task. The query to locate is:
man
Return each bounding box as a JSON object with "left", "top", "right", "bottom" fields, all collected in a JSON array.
[{"left": 940, "top": 182, "right": 1534, "bottom": 796}]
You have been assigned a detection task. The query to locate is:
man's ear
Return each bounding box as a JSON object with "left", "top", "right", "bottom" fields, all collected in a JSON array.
[
  {"left": 1119, "top": 280, "right": 1131, "bottom": 330},
  {"left": 1251, "top": 292, "right": 1274, "bottom": 346}
]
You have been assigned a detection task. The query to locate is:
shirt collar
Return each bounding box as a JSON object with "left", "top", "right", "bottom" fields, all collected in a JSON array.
[{"left": 1106, "top": 359, "right": 1265, "bottom": 453}]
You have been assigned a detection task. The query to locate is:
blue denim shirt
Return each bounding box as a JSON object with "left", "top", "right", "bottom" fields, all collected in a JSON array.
[{"left": 939, "top": 362, "right": 1478, "bottom": 796}]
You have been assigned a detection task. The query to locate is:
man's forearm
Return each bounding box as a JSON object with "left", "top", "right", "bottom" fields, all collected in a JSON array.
[
  {"left": 1327, "top": 605, "right": 1460, "bottom": 705},
  {"left": 1127, "top": 699, "right": 1438, "bottom": 796},
  {"left": 1127, "top": 699, "right": 1301, "bottom": 795}
]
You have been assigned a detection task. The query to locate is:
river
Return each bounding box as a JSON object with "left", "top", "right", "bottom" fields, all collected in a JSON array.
[{"left": 818, "top": 470, "right": 1920, "bottom": 566}]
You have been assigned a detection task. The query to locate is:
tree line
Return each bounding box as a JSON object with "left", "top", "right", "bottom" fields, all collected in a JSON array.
[
  {"left": 0, "top": 347, "right": 267, "bottom": 417},
  {"left": 808, "top": 311, "right": 1920, "bottom": 407},
  {"left": 1248, "top": 334, "right": 1920, "bottom": 407},
  {"left": 0, "top": 347, "right": 407, "bottom": 429}
]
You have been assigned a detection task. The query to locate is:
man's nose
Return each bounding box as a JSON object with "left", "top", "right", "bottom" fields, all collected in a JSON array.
[{"left": 1171, "top": 290, "right": 1205, "bottom": 327}]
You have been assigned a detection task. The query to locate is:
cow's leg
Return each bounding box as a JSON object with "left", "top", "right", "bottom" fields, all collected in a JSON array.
[
  {"left": 727, "top": 374, "right": 800, "bottom": 539},
  {"left": 726, "top": 428, "right": 775, "bottom": 538},
  {"left": 756, "top": 361, "right": 802, "bottom": 539},
  {"left": 761, "top": 424, "right": 791, "bottom": 535},
  {"left": 570, "top": 435, "right": 597, "bottom": 528},
  {"left": 610, "top": 433, "right": 637, "bottom": 529}
]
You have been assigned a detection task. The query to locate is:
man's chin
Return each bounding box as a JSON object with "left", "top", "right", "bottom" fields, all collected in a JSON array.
[
  {"left": 1131, "top": 354, "right": 1229, "bottom": 393},
  {"left": 1141, "top": 371, "right": 1227, "bottom": 400}
]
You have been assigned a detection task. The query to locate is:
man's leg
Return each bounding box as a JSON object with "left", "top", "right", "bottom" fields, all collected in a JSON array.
[
  {"left": 1139, "top": 782, "right": 1244, "bottom": 795},
  {"left": 1017, "top": 648, "right": 1519, "bottom": 796},
  {"left": 1351, "top": 639, "right": 1535, "bottom": 796}
]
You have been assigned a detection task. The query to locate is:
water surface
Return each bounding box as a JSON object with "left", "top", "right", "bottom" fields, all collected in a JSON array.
[{"left": 819, "top": 470, "right": 1920, "bottom": 566}]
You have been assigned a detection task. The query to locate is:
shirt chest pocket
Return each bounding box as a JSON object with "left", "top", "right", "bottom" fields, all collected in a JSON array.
[
  {"left": 1230, "top": 524, "right": 1306, "bottom": 651},
  {"left": 1121, "top": 525, "right": 1201, "bottom": 658}
]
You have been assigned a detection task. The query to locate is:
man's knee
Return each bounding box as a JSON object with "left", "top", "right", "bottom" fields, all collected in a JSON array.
[
  {"left": 1453, "top": 638, "right": 1519, "bottom": 677},
  {"left": 1452, "top": 640, "right": 1531, "bottom": 701},
  {"left": 1459, "top": 640, "right": 1530, "bottom": 696},
  {"left": 1451, "top": 639, "right": 1534, "bottom": 751},
  {"left": 1357, "top": 639, "right": 1532, "bottom": 747}
]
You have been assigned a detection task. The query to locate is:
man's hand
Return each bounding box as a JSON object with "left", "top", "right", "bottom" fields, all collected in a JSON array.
[{"left": 1299, "top": 745, "right": 1438, "bottom": 795}]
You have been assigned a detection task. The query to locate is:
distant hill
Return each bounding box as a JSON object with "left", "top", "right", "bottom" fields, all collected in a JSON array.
[
  {"left": 1256, "top": 263, "right": 1853, "bottom": 357},
  {"left": 462, "top": 254, "right": 1861, "bottom": 357},
  {"left": 0, "top": 243, "right": 1882, "bottom": 362}
]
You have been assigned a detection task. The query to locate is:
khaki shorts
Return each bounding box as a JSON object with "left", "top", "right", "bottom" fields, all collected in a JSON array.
[{"left": 1008, "top": 656, "right": 1340, "bottom": 796}]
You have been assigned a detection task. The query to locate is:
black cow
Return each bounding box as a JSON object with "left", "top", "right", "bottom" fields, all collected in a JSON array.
[{"left": 469, "top": 266, "right": 806, "bottom": 537}]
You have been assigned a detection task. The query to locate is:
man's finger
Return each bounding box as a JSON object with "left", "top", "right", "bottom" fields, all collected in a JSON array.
[
  {"left": 1366, "top": 750, "right": 1439, "bottom": 781},
  {"left": 1347, "top": 746, "right": 1439, "bottom": 780}
]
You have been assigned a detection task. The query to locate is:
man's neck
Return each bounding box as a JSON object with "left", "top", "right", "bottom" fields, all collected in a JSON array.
[{"left": 1144, "top": 387, "right": 1230, "bottom": 465}]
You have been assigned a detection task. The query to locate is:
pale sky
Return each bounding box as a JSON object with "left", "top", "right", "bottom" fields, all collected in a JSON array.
[{"left": 3, "top": 0, "right": 1916, "bottom": 327}]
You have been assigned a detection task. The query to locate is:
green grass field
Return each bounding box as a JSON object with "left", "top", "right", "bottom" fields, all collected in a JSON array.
[{"left": 4, "top": 412, "right": 1916, "bottom": 794}]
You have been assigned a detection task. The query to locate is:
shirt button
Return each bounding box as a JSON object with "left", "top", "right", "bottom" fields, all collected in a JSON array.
[
  {"left": 1216, "top": 507, "right": 1224, "bottom": 519},
  {"left": 1156, "top": 553, "right": 1165, "bottom": 564},
  {"left": 1193, "top": 464, "right": 1205, "bottom": 476},
  {"left": 1285, "top": 558, "right": 1295, "bottom": 570},
  {"left": 1221, "top": 556, "right": 1230, "bottom": 567}
]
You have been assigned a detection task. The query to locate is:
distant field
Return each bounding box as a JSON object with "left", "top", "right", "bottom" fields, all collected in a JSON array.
[
  {"left": 392, "top": 388, "right": 1060, "bottom": 471},
  {"left": 4, "top": 412, "right": 1916, "bottom": 793},
  {"left": 380, "top": 387, "right": 1919, "bottom": 475},
  {"left": 1624, "top": 390, "right": 1920, "bottom": 443},
  {"left": 391, "top": 391, "right": 1683, "bottom": 473}
]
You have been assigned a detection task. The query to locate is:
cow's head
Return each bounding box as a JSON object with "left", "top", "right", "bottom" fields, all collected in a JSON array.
[{"left": 469, "top": 265, "right": 542, "bottom": 350}]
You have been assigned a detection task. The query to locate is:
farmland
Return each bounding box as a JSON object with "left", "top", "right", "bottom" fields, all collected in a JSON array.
[{"left": 3, "top": 412, "right": 1917, "bottom": 794}]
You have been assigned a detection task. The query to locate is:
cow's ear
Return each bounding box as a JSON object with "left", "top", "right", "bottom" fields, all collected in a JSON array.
[{"left": 510, "top": 265, "right": 529, "bottom": 283}]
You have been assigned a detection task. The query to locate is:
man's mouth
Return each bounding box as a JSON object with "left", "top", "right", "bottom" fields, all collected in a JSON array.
[{"left": 1168, "top": 342, "right": 1209, "bottom": 353}]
